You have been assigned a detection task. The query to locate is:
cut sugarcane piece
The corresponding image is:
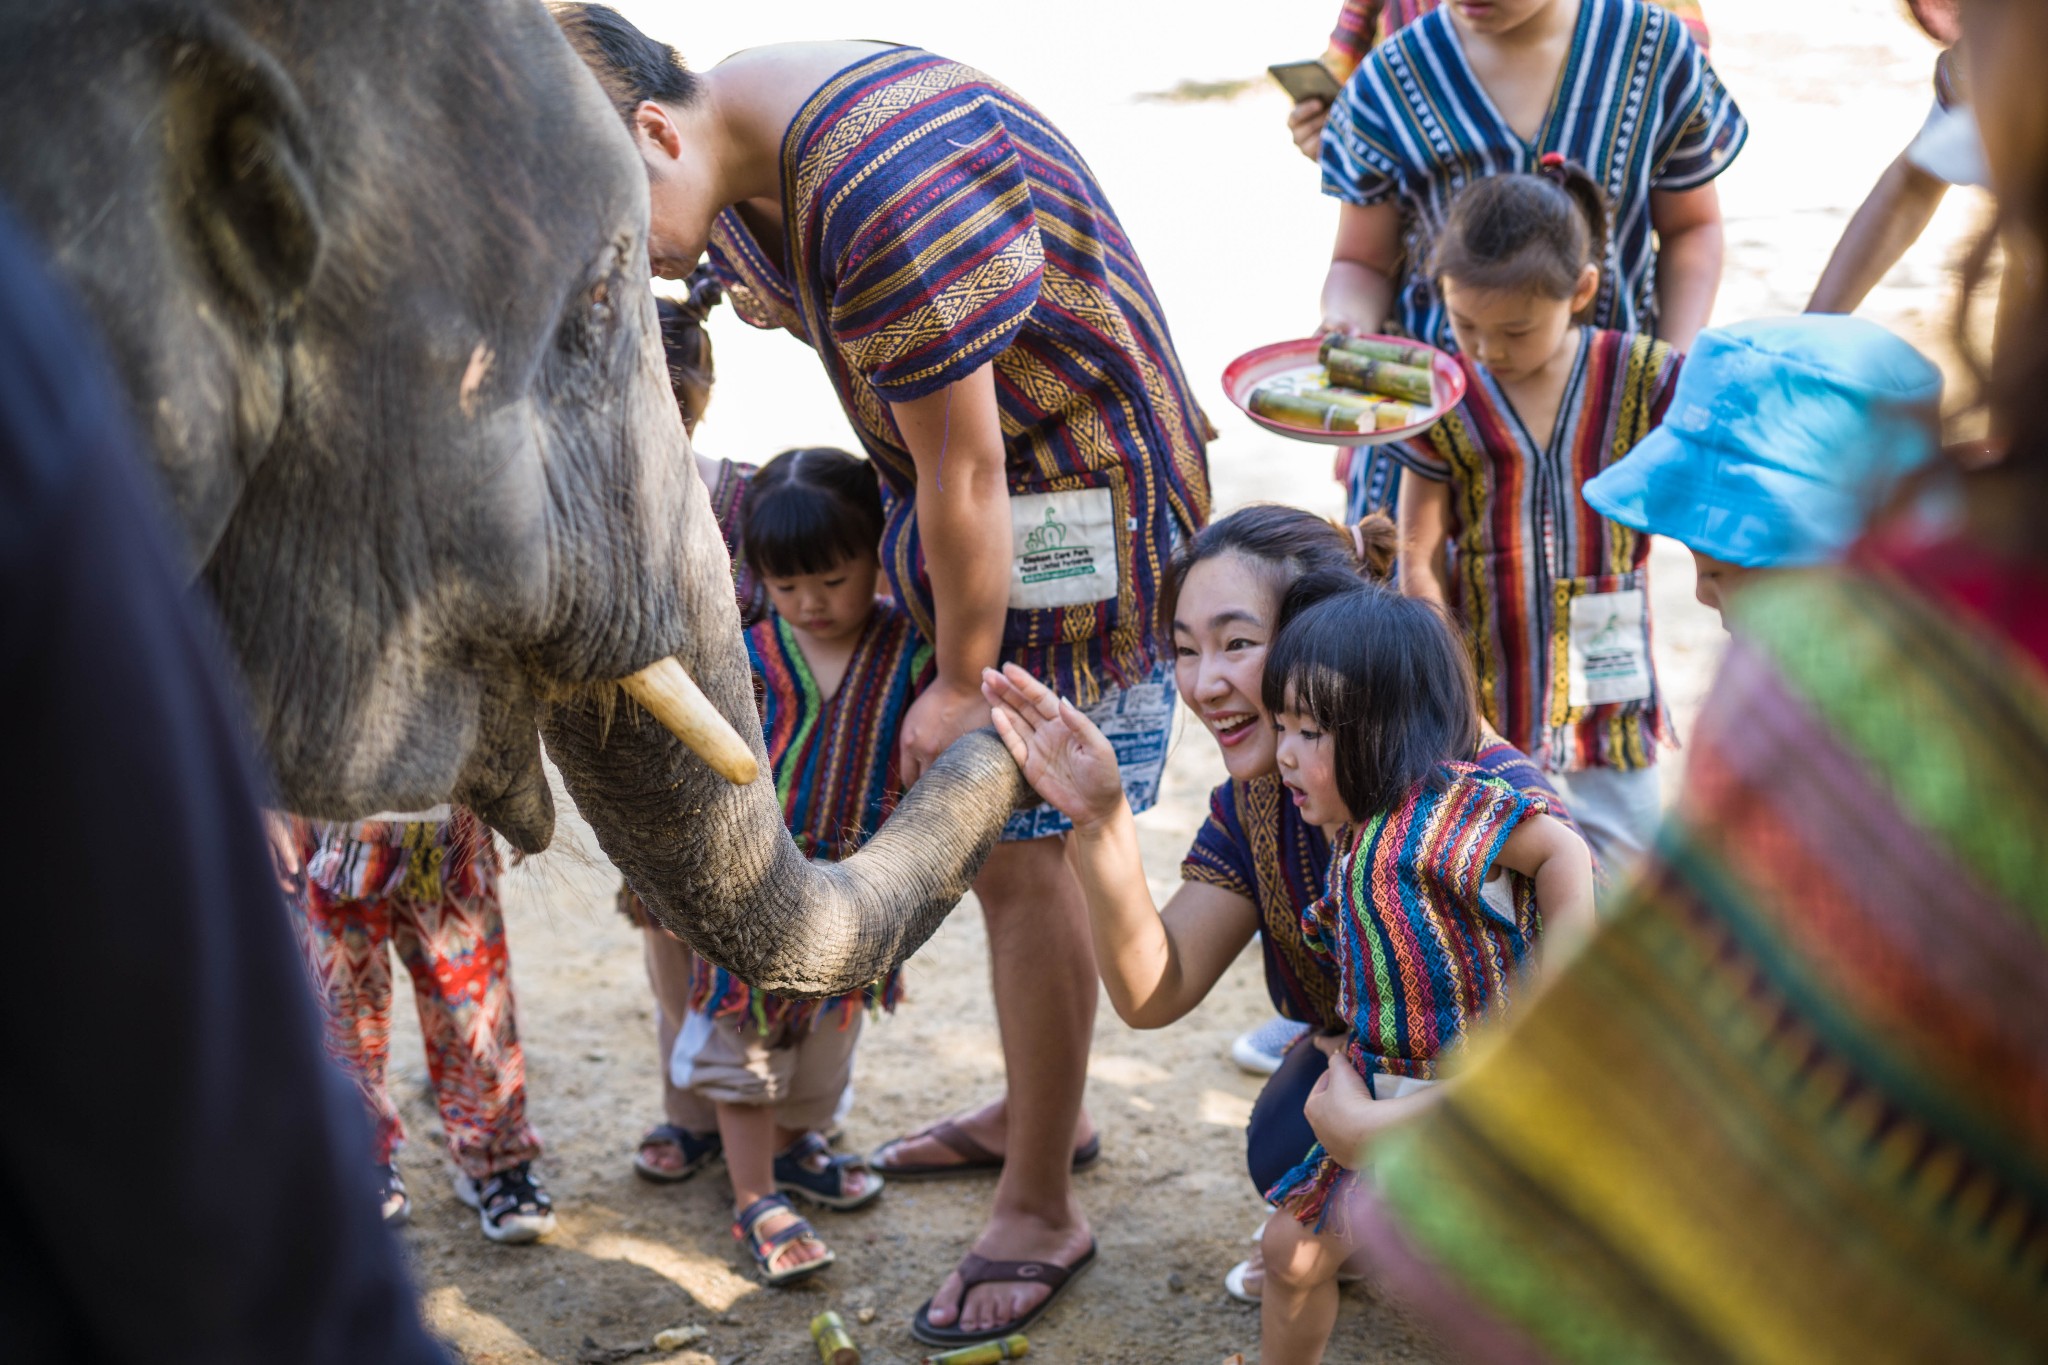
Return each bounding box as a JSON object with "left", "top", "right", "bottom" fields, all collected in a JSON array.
[
  {"left": 1250, "top": 381, "right": 1413, "bottom": 432},
  {"left": 1321, "top": 348, "right": 1435, "bottom": 406},
  {"left": 1320, "top": 333, "right": 1436, "bottom": 371}
]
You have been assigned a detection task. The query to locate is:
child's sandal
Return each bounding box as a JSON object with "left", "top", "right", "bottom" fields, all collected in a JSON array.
[
  {"left": 773, "top": 1132, "right": 884, "bottom": 1210},
  {"left": 633, "top": 1123, "right": 722, "bottom": 1183},
  {"left": 733, "top": 1194, "right": 834, "bottom": 1286}
]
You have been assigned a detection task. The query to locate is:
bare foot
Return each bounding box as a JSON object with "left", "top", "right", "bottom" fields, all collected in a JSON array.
[
  {"left": 921, "top": 1206, "right": 1093, "bottom": 1336},
  {"left": 875, "top": 1096, "right": 1095, "bottom": 1171}
]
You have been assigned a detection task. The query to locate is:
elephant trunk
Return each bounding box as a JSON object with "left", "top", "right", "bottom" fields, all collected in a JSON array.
[{"left": 540, "top": 466, "right": 1029, "bottom": 997}]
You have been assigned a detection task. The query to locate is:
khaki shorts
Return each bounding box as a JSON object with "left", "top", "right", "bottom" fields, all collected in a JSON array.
[{"left": 669, "top": 1008, "right": 862, "bottom": 1133}]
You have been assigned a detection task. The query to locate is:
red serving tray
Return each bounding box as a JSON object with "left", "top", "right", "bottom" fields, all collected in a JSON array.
[{"left": 1221, "top": 335, "right": 1465, "bottom": 447}]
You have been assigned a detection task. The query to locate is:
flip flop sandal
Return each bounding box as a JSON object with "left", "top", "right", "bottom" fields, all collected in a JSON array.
[
  {"left": 909, "top": 1240, "right": 1098, "bottom": 1347},
  {"left": 870, "top": 1119, "right": 1103, "bottom": 1180},
  {"left": 733, "top": 1194, "right": 834, "bottom": 1287},
  {"left": 633, "top": 1123, "right": 722, "bottom": 1183},
  {"left": 774, "top": 1132, "right": 885, "bottom": 1210}
]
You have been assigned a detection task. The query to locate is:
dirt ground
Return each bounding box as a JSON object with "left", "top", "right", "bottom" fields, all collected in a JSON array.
[{"left": 386, "top": 3, "right": 1986, "bottom": 1361}]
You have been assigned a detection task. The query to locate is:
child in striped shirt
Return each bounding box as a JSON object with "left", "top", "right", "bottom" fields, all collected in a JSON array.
[
  {"left": 1395, "top": 160, "right": 1683, "bottom": 878},
  {"left": 674, "top": 446, "right": 934, "bottom": 1288},
  {"left": 1256, "top": 574, "right": 1595, "bottom": 1365}
]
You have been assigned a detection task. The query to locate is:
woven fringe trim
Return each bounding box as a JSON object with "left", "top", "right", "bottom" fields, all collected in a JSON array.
[
  {"left": 687, "top": 966, "right": 902, "bottom": 1036},
  {"left": 1266, "top": 1144, "right": 1351, "bottom": 1233}
]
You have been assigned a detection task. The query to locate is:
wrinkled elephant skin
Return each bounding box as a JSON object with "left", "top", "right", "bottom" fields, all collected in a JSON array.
[{"left": 0, "top": 0, "right": 1028, "bottom": 994}]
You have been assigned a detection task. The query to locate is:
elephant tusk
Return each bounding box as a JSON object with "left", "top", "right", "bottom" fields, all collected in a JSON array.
[{"left": 620, "top": 657, "right": 760, "bottom": 786}]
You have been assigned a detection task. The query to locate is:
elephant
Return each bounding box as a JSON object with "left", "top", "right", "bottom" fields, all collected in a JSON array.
[{"left": 0, "top": 0, "right": 1026, "bottom": 995}]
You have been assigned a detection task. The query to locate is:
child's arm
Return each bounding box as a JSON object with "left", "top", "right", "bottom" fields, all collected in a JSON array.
[
  {"left": 1648, "top": 183, "right": 1726, "bottom": 353},
  {"left": 1396, "top": 468, "right": 1453, "bottom": 608},
  {"left": 983, "top": 664, "right": 1262, "bottom": 1027},
  {"left": 1495, "top": 812, "right": 1597, "bottom": 963},
  {"left": 1321, "top": 201, "right": 1403, "bottom": 337},
  {"left": 1807, "top": 153, "right": 1950, "bottom": 315}
]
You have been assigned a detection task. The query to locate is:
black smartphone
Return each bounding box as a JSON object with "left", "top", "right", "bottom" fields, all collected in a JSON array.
[{"left": 1268, "top": 58, "right": 1343, "bottom": 105}]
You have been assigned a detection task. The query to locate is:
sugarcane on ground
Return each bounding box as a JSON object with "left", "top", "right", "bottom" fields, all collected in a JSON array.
[{"left": 378, "top": 1, "right": 1984, "bottom": 1360}]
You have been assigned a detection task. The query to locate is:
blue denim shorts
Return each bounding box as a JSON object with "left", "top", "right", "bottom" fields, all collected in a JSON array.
[{"left": 1000, "top": 659, "right": 1177, "bottom": 842}]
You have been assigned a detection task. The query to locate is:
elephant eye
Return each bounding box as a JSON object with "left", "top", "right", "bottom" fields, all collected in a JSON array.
[{"left": 555, "top": 237, "right": 631, "bottom": 363}]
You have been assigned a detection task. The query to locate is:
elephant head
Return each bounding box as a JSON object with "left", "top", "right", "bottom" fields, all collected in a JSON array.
[{"left": 0, "top": 0, "right": 1025, "bottom": 994}]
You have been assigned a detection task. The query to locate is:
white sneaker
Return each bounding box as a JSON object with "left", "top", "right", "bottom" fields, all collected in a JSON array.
[
  {"left": 453, "top": 1161, "right": 556, "bottom": 1244},
  {"left": 1230, "top": 1016, "right": 1310, "bottom": 1075}
]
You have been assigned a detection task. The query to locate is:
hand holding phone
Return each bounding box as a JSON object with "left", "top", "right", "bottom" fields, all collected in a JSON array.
[{"left": 1268, "top": 58, "right": 1343, "bottom": 105}]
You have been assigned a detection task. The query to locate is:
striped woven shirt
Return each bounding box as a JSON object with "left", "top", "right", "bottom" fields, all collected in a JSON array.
[
  {"left": 1182, "top": 734, "right": 1576, "bottom": 1031},
  {"left": 1323, "top": 0, "right": 1710, "bottom": 78},
  {"left": 1395, "top": 328, "right": 1682, "bottom": 773},
  {"left": 709, "top": 47, "right": 1213, "bottom": 705},
  {"left": 1320, "top": 0, "right": 1746, "bottom": 351},
  {"left": 1266, "top": 761, "right": 1549, "bottom": 1225},
  {"left": 688, "top": 599, "right": 933, "bottom": 1033},
  {"left": 1351, "top": 547, "right": 2048, "bottom": 1362}
]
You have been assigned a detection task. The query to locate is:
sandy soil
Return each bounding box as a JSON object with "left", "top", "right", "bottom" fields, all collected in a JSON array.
[{"left": 386, "top": 3, "right": 1986, "bottom": 1360}]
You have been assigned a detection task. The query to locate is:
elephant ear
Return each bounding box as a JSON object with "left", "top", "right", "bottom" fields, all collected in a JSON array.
[{"left": 161, "top": 16, "right": 323, "bottom": 325}]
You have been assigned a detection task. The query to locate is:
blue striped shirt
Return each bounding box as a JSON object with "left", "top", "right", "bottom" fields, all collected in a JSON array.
[{"left": 1320, "top": 0, "right": 1746, "bottom": 351}]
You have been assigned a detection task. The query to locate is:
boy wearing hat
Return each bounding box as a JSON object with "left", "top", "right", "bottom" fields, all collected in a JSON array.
[{"left": 1583, "top": 314, "right": 1943, "bottom": 626}]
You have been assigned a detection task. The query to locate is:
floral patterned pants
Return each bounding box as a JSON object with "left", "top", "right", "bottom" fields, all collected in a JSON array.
[{"left": 288, "top": 838, "right": 541, "bottom": 1180}]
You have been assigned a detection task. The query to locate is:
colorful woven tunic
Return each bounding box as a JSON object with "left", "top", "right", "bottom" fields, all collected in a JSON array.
[
  {"left": 1267, "top": 762, "right": 1550, "bottom": 1225},
  {"left": 1396, "top": 329, "right": 1682, "bottom": 773},
  {"left": 1351, "top": 545, "right": 2048, "bottom": 1363},
  {"left": 1322, "top": 0, "right": 1709, "bottom": 80},
  {"left": 688, "top": 600, "right": 935, "bottom": 1033},
  {"left": 1320, "top": 0, "right": 1745, "bottom": 353},
  {"left": 708, "top": 46, "right": 1213, "bottom": 705},
  {"left": 1183, "top": 735, "right": 1574, "bottom": 1031}
]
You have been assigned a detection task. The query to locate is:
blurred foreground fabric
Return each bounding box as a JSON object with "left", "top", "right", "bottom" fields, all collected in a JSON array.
[{"left": 1355, "top": 554, "right": 2048, "bottom": 1363}]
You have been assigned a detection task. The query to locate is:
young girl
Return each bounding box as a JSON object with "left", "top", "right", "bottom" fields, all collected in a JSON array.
[
  {"left": 1396, "top": 161, "right": 1684, "bottom": 875},
  {"left": 671, "top": 446, "right": 933, "bottom": 1287},
  {"left": 1255, "top": 576, "right": 1595, "bottom": 1363},
  {"left": 1316, "top": 0, "right": 1743, "bottom": 519}
]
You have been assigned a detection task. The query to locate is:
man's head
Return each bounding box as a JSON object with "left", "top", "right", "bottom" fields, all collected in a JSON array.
[
  {"left": 1583, "top": 315, "right": 1943, "bottom": 628},
  {"left": 550, "top": 3, "right": 714, "bottom": 276}
]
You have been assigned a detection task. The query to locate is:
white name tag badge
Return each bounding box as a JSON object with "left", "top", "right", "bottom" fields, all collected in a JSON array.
[
  {"left": 1566, "top": 588, "right": 1653, "bottom": 708},
  {"left": 1008, "top": 488, "right": 1120, "bottom": 611}
]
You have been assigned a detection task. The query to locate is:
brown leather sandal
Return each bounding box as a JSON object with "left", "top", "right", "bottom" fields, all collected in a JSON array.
[
  {"left": 909, "top": 1240, "right": 1098, "bottom": 1346},
  {"left": 869, "top": 1118, "right": 1101, "bottom": 1179}
]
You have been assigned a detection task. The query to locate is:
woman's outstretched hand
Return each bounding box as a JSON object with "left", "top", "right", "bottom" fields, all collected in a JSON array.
[{"left": 981, "top": 663, "right": 1126, "bottom": 832}]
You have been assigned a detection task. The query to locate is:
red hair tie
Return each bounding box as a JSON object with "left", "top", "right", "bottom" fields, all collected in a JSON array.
[{"left": 1538, "top": 151, "right": 1568, "bottom": 171}]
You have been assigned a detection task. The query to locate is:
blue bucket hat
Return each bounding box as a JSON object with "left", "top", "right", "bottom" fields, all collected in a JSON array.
[{"left": 1582, "top": 316, "right": 1942, "bottom": 567}]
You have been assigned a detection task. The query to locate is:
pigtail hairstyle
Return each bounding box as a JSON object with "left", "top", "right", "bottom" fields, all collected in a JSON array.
[
  {"left": 1155, "top": 504, "right": 1394, "bottom": 649},
  {"left": 655, "top": 264, "right": 723, "bottom": 428},
  {"left": 1431, "top": 156, "right": 1610, "bottom": 317},
  {"left": 1348, "top": 512, "right": 1398, "bottom": 584},
  {"left": 1262, "top": 572, "right": 1478, "bottom": 821}
]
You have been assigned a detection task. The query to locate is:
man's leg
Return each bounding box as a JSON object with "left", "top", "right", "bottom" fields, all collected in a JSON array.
[{"left": 922, "top": 834, "right": 1097, "bottom": 1334}]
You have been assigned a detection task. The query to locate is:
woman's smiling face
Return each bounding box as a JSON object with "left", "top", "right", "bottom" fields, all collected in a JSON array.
[{"left": 1172, "top": 553, "right": 1283, "bottom": 780}]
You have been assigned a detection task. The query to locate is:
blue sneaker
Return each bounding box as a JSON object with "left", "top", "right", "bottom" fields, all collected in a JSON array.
[{"left": 1230, "top": 1016, "right": 1310, "bottom": 1076}]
